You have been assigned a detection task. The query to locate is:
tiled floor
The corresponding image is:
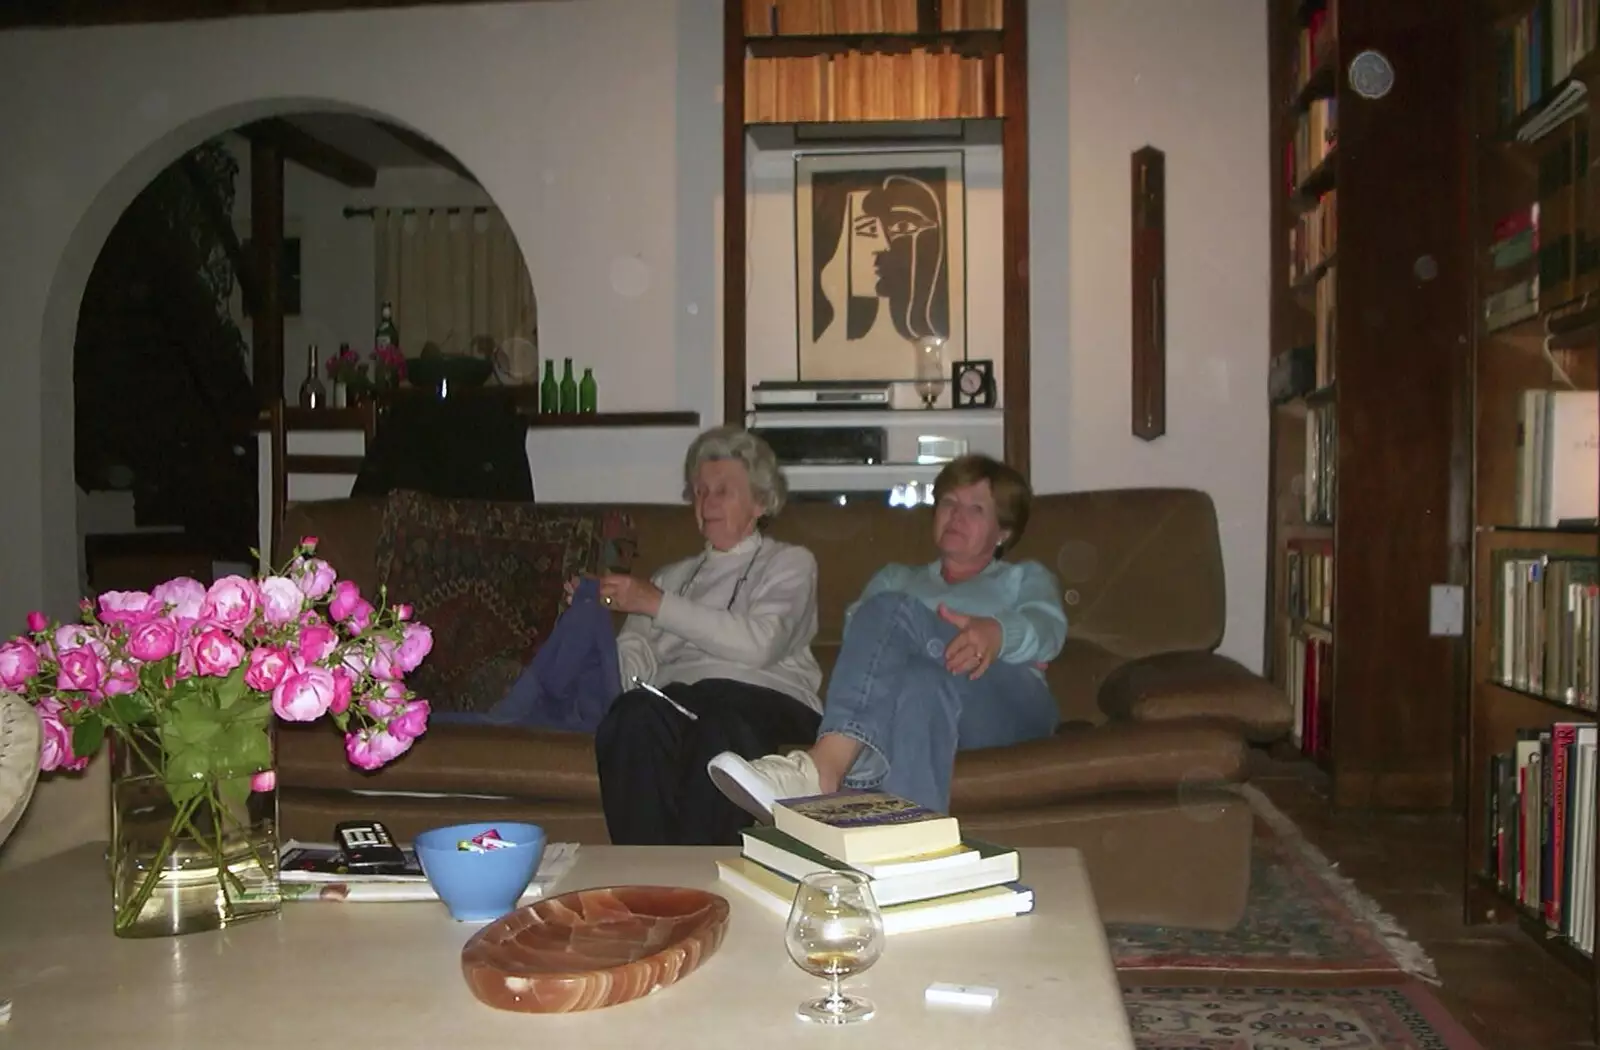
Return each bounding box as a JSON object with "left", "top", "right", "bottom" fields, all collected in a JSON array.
[{"left": 1252, "top": 751, "right": 1597, "bottom": 1049}]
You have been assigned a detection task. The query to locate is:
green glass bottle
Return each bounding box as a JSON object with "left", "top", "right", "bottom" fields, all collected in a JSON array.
[
  {"left": 539, "top": 360, "right": 559, "bottom": 414},
  {"left": 578, "top": 367, "right": 598, "bottom": 413},
  {"left": 559, "top": 358, "right": 578, "bottom": 414}
]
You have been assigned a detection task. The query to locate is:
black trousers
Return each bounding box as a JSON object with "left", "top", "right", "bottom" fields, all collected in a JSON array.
[{"left": 594, "top": 678, "right": 821, "bottom": 846}]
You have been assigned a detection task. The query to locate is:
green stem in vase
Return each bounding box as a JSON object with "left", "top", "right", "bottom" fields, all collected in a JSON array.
[{"left": 114, "top": 791, "right": 203, "bottom": 933}]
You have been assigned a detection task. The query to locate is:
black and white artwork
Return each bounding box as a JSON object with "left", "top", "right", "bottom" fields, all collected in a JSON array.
[{"left": 794, "top": 150, "right": 966, "bottom": 381}]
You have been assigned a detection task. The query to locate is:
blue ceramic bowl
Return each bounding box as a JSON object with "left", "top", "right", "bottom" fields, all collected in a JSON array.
[{"left": 414, "top": 821, "right": 547, "bottom": 922}]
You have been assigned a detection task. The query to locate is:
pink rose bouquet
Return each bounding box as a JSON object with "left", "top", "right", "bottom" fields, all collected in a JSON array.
[{"left": 2, "top": 537, "right": 433, "bottom": 936}]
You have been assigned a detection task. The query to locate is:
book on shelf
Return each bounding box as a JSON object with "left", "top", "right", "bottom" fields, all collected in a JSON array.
[
  {"left": 773, "top": 789, "right": 962, "bottom": 864},
  {"left": 275, "top": 840, "right": 579, "bottom": 904},
  {"left": 1484, "top": 721, "right": 1597, "bottom": 955},
  {"left": 716, "top": 855, "right": 1034, "bottom": 935},
  {"left": 1286, "top": 538, "right": 1333, "bottom": 627},
  {"left": 740, "top": 824, "right": 1019, "bottom": 906},
  {"left": 1490, "top": 550, "right": 1599, "bottom": 708},
  {"left": 1303, "top": 402, "right": 1337, "bottom": 525},
  {"left": 1493, "top": 0, "right": 1600, "bottom": 133},
  {"left": 1514, "top": 389, "right": 1600, "bottom": 529},
  {"left": 742, "top": 0, "right": 1003, "bottom": 36},
  {"left": 744, "top": 49, "right": 1003, "bottom": 123},
  {"left": 1286, "top": 628, "right": 1332, "bottom": 759}
]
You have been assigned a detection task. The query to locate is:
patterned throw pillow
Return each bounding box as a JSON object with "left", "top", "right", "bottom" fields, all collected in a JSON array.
[{"left": 374, "top": 490, "right": 636, "bottom": 715}]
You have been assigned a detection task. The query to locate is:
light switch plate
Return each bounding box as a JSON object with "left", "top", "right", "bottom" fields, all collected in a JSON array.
[{"left": 1428, "top": 584, "right": 1464, "bottom": 637}]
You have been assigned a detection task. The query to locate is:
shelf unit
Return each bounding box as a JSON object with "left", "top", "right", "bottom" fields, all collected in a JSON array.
[
  {"left": 722, "top": 0, "right": 1032, "bottom": 477},
  {"left": 1264, "top": 0, "right": 1472, "bottom": 809},
  {"left": 1463, "top": 0, "right": 1600, "bottom": 1026}
]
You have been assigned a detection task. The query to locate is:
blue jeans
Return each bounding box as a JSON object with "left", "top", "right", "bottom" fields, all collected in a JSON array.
[{"left": 818, "top": 591, "right": 1060, "bottom": 813}]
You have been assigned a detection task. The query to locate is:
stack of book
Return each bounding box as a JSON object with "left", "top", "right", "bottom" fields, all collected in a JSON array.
[{"left": 715, "top": 790, "right": 1034, "bottom": 935}]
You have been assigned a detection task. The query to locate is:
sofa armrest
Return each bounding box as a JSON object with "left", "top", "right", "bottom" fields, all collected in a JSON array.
[
  {"left": 949, "top": 720, "right": 1248, "bottom": 814},
  {"left": 1097, "top": 650, "right": 1292, "bottom": 743},
  {"left": 276, "top": 722, "right": 602, "bottom": 804}
]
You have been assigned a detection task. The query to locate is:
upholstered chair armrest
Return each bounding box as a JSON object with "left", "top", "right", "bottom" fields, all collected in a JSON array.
[{"left": 1097, "top": 650, "right": 1292, "bottom": 743}]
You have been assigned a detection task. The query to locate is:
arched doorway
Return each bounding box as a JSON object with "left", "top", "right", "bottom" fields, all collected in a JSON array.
[{"left": 67, "top": 105, "right": 539, "bottom": 592}]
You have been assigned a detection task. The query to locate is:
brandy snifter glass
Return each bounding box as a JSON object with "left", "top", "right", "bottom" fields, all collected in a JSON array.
[{"left": 783, "top": 870, "right": 885, "bottom": 1025}]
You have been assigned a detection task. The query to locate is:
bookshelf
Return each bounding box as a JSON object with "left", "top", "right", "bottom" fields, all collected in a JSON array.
[
  {"left": 1464, "top": 0, "right": 1600, "bottom": 1023},
  {"left": 1264, "top": 0, "right": 1472, "bottom": 809},
  {"left": 722, "top": 0, "right": 1032, "bottom": 477}
]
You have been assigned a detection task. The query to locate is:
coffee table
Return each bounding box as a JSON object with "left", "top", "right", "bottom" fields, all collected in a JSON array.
[{"left": 0, "top": 843, "right": 1134, "bottom": 1048}]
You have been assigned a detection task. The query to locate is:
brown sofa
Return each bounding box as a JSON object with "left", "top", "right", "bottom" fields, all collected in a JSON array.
[{"left": 276, "top": 487, "right": 1290, "bottom": 930}]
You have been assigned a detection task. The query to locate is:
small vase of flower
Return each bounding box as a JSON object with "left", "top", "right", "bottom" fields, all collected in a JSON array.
[{"left": 0, "top": 538, "right": 433, "bottom": 938}]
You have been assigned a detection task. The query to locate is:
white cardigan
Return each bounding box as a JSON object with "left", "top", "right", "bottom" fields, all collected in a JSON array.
[{"left": 615, "top": 532, "right": 823, "bottom": 713}]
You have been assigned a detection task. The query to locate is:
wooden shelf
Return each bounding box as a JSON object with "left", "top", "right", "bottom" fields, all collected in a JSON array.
[
  {"left": 1499, "top": 51, "right": 1600, "bottom": 143},
  {"left": 745, "top": 30, "right": 1001, "bottom": 57},
  {"left": 520, "top": 411, "right": 701, "bottom": 429},
  {"left": 1471, "top": 874, "right": 1595, "bottom": 979},
  {"left": 1265, "top": 0, "right": 1468, "bottom": 811}
]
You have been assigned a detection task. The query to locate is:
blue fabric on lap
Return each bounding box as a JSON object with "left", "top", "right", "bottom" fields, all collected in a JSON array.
[{"left": 438, "top": 577, "right": 622, "bottom": 732}]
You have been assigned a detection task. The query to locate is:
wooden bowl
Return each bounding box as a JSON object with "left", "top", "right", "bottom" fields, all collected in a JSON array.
[{"left": 460, "top": 885, "right": 731, "bottom": 1013}]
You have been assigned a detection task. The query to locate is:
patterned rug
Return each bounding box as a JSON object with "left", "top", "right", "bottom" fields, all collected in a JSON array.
[
  {"left": 1108, "top": 785, "right": 1439, "bottom": 982},
  {"left": 1123, "top": 982, "right": 1484, "bottom": 1050}
]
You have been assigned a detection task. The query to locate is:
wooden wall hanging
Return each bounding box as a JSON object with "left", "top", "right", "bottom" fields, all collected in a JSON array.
[{"left": 1131, "top": 145, "right": 1167, "bottom": 441}]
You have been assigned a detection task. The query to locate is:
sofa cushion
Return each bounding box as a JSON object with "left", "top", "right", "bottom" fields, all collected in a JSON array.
[
  {"left": 375, "top": 490, "right": 636, "bottom": 714},
  {"left": 949, "top": 719, "right": 1248, "bottom": 813},
  {"left": 1098, "top": 650, "right": 1292, "bottom": 742}
]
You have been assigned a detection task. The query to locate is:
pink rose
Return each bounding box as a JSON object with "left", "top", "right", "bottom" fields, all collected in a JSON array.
[
  {"left": 394, "top": 604, "right": 413, "bottom": 622},
  {"left": 344, "top": 727, "right": 413, "bottom": 770},
  {"left": 272, "top": 667, "right": 337, "bottom": 722},
  {"left": 257, "top": 576, "right": 305, "bottom": 625},
  {"left": 0, "top": 639, "right": 39, "bottom": 689},
  {"left": 244, "top": 646, "right": 291, "bottom": 691},
  {"left": 25, "top": 611, "right": 47, "bottom": 633},
  {"left": 328, "top": 581, "right": 362, "bottom": 623},
  {"left": 361, "top": 693, "right": 398, "bottom": 719},
  {"left": 54, "top": 624, "right": 101, "bottom": 657},
  {"left": 292, "top": 558, "right": 337, "bottom": 601},
  {"left": 151, "top": 577, "right": 207, "bottom": 623},
  {"left": 296, "top": 623, "right": 338, "bottom": 665},
  {"left": 329, "top": 668, "right": 355, "bottom": 715},
  {"left": 387, "top": 699, "right": 431, "bottom": 742},
  {"left": 175, "top": 644, "right": 197, "bottom": 680},
  {"left": 343, "top": 600, "right": 374, "bottom": 635},
  {"left": 249, "top": 770, "right": 277, "bottom": 793},
  {"left": 199, "top": 576, "right": 260, "bottom": 634},
  {"left": 56, "top": 646, "right": 106, "bottom": 694},
  {"left": 300, "top": 535, "right": 319, "bottom": 550},
  {"left": 368, "top": 643, "right": 398, "bottom": 681},
  {"left": 97, "top": 590, "right": 158, "bottom": 626},
  {"left": 102, "top": 661, "right": 138, "bottom": 696},
  {"left": 126, "top": 619, "right": 179, "bottom": 663},
  {"left": 35, "top": 697, "right": 88, "bottom": 772},
  {"left": 394, "top": 624, "right": 433, "bottom": 674},
  {"left": 190, "top": 629, "right": 245, "bottom": 677}
]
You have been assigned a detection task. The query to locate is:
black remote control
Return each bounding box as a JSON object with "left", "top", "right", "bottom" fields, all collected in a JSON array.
[{"left": 333, "top": 820, "right": 409, "bottom": 875}]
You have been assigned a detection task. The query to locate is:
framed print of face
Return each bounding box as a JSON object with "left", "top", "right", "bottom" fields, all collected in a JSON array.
[{"left": 794, "top": 150, "right": 967, "bottom": 382}]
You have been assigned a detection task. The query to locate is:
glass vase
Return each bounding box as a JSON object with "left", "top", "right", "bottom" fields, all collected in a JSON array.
[{"left": 108, "top": 725, "right": 281, "bottom": 939}]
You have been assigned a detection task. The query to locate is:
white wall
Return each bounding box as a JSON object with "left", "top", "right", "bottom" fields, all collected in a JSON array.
[{"left": 1030, "top": 0, "right": 1271, "bottom": 670}]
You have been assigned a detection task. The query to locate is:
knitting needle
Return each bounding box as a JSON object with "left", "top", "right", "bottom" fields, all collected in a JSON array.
[{"left": 629, "top": 676, "right": 699, "bottom": 721}]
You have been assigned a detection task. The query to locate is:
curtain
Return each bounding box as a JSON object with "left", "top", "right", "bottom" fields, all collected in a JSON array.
[{"left": 373, "top": 207, "right": 538, "bottom": 377}]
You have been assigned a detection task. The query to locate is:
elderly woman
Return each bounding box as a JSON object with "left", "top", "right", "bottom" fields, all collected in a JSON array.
[
  {"left": 708, "top": 454, "right": 1064, "bottom": 818},
  {"left": 593, "top": 425, "right": 823, "bottom": 846}
]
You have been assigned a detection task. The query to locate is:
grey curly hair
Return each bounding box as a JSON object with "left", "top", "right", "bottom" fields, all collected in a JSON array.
[{"left": 682, "top": 425, "right": 788, "bottom": 519}]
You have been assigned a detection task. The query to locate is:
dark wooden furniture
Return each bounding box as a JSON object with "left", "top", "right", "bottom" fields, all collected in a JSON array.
[
  {"left": 721, "top": 0, "right": 1032, "bottom": 475},
  {"left": 266, "top": 400, "right": 378, "bottom": 560},
  {"left": 1264, "top": 0, "right": 1472, "bottom": 809},
  {"left": 1130, "top": 145, "right": 1166, "bottom": 442},
  {"left": 1462, "top": 0, "right": 1600, "bottom": 1029}
]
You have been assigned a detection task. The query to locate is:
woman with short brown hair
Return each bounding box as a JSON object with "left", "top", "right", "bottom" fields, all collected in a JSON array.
[{"left": 708, "top": 454, "right": 1066, "bottom": 817}]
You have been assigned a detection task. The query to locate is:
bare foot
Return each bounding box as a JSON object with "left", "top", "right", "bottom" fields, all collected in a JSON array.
[{"left": 809, "top": 733, "right": 863, "bottom": 794}]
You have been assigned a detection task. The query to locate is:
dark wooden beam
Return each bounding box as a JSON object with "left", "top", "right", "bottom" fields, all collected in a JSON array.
[
  {"left": 1000, "top": 0, "right": 1031, "bottom": 479},
  {"left": 721, "top": 0, "right": 747, "bottom": 427},
  {"left": 0, "top": 0, "right": 530, "bottom": 30},
  {"left": 372, "top": 121, "right": 477, "bottom": 183},
  {"left": 238, "top": 118, "right": 376, "bottom": 189},
  {"left": 250, "top": 139, "right": 285, "bottom": 406}
]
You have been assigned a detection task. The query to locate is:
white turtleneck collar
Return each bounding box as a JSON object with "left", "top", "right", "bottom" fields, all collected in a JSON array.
[{"left": 704, "top": 530, "right": 762, "bottom": 557}]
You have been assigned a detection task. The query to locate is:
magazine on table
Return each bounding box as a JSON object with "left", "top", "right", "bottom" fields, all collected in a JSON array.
[{"left": 277, "top": 839, "right": 579, "bottom": 903}]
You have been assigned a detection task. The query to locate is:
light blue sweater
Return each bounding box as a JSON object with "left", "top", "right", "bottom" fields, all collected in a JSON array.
[{"left": 845, "top": 559, "right": 1069, "bottom": 665}]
